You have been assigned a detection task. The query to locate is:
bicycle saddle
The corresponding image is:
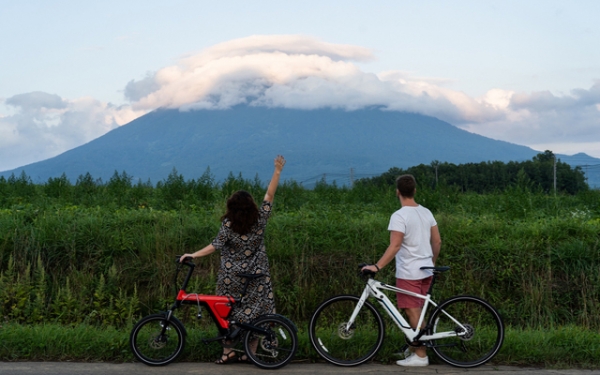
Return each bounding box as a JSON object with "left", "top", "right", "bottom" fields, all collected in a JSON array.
[
  {"left": 237, "top": 273, "right": 266, "bottom": 280},
  {"left": 420, "top": 266, "right": 450, "bottom": 272}
]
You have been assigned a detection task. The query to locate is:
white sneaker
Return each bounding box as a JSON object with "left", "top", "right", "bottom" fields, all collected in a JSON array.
[{"left": 396, "top": 353, "right": 429, "bottom": 367}]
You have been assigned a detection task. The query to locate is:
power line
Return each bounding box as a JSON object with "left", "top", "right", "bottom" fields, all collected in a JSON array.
[{"left": 573, "top": 166, "right": 599, "bottom": 170}]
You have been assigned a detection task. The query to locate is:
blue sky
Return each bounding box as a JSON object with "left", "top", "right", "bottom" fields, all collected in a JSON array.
[{"left": 1, "top": 0, "right": 600, "bottom": 171}]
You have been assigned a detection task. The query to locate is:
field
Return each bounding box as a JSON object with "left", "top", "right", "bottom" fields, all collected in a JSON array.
[{"left": 1, "top": 172, "right": 599, "bottom": 366}]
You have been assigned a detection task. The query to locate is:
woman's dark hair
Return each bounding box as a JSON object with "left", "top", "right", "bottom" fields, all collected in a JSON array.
[{"left": 221, "top": 190, "right": 259, "bottom": 234}]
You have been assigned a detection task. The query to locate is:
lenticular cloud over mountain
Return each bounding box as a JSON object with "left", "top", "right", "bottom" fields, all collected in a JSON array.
[
  {"left": 125, "top": 35, "right": 376, "bottom": 111},
  {"left": 123, "top": 35, "right": 506, "bottom": 125}
]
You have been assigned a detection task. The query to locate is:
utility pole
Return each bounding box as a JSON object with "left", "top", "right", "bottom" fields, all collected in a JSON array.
[
  {"left": 431, "top": 161, "right": 439, "bottom": 188},
  {"left": 350, "top": 168, "right": 354, "bottom": 187},
  {"left": 553, "top": 154, "right": 557, "bottom": 195}
]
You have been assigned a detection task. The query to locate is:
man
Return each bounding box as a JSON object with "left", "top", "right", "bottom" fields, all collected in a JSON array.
[{"left": 362, "top": 174, "right": 442, "bottom": 367}]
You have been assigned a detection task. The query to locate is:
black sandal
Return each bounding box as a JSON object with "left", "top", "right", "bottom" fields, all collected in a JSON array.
[
  {"left": 237, "top": 354, "right": 251, "bottom": 363},
  {"left": 215, "top": 351, "right": 237, "bottom": 364}
]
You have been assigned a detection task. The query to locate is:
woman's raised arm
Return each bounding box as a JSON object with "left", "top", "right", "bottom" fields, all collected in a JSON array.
[{"left": 264, "top": 155, "right": 285, "bottom": 203}]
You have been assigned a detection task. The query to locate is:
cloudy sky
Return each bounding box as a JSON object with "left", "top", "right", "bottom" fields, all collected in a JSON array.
[{"left": 1, "top": 0, "right": 599, "bottom": 172}]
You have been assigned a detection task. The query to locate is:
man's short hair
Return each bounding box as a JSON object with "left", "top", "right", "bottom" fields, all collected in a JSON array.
[{"left": 396, "top": 174, "right": 416, "bottom": 198}]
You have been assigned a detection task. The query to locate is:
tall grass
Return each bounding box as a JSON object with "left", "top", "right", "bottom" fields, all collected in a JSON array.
[{"left": 0, "top": 177, "right": 599, "bottom": 332}]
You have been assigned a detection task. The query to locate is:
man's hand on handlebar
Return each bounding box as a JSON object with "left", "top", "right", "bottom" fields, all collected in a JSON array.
[{"left": 361, "top": 264, "right": 379, "bottom": 274}]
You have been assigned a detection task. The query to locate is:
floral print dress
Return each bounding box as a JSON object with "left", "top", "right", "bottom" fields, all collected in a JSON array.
[{"left": 211, "top": 200, "right": 275, "bottom": 323}]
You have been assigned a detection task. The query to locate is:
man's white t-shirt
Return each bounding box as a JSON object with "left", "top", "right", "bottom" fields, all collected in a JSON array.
[{"left": 388, "top": 205, "right": 437, "bottom": 280}]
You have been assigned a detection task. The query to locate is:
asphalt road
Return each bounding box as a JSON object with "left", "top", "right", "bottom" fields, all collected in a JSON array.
[{"left": 1, "top": 362, "right": 600, "bottom": 375}]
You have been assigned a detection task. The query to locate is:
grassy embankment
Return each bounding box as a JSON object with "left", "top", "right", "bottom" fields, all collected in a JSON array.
[{"left": 1, "top": 178, "right": 599, "bottom": 367}]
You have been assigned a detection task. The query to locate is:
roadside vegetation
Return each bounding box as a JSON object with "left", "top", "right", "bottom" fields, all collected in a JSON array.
[{"left": 1, "top": 152, "right": 599, "bottom": 367}]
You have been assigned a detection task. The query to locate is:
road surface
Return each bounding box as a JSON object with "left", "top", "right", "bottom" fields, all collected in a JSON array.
[{"left": 1, "top": 362, "right": 599, "bottom": 375}]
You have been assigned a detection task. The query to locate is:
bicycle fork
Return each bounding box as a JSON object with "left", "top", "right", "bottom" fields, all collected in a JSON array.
[
  {"left": 158, "top": 309, "right": 175, "bottom": 333},
  {"left": 344, "top": 286, "right": 371, "bottom": 333}
]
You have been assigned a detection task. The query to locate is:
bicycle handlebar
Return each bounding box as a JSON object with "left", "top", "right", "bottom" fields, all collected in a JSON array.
[
  {"left": 175, "top": 255, "right": 195, "bottom": 268},
  {"left": 359, "top": 263, "right": 451, "bottom": 276},
  {"left": 357, "top": 263, "right": 377, "bottom": 278}
]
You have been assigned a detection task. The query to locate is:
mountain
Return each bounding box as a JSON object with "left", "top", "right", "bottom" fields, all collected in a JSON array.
[{"left": 2, "top": 106, "right": 599, "bottom": 187}]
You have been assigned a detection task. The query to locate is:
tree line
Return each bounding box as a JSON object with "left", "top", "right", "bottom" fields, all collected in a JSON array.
[
  {"left": 0, "top": 151, "right": 590, "bottom": 211},
  {"left": 357, "top": 151, "right": 588, "bottom": 194}
]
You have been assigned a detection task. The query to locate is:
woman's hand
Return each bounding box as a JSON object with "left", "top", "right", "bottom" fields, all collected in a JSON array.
[
  {"left": 274, "top": 155, "right": 286, "bottom": 172},
  {"left": 179, "top": 253, "right": 195, "bottom": 262},
  {"left": 180, "top": 245, "right": 215, "bottom": 261}
]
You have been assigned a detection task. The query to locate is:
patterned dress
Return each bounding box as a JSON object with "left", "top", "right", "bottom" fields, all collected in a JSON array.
[{"left": 211, "top": 200, "right": 275, "bottom": 323}]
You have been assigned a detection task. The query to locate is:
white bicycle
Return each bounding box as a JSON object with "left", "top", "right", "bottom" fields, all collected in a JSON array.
[{"left": 309, "top": 265, "right": 504, "bottom": 368}]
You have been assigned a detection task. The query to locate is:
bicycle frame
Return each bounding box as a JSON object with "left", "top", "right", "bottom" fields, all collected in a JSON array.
[
  {"left": 168, "top": 258, "right": 278, "bottom": 340},
  {"left": 176, "top": 290, "right": 236, "bottom": 329},
  {"left": 347, "top": 277, "right": 468, "bottom": 343}
]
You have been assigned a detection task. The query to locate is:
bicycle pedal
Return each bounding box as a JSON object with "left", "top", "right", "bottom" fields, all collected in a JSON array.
[{"left": 202, "top": 336, "right": 226, "bottom": 344}]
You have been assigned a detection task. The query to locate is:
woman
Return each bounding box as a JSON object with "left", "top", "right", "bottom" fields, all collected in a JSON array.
[{"left": 180, "top": 155, "right": 286, "bottom": 364}]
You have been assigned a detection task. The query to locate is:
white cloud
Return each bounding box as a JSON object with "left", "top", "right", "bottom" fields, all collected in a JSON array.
[
  {"left": 125, "top": 35, "right": 374, "bottom": 109},
  {"left": 125, "top": 35, "right": 513, "bottom": 127},
  {"left": 0, "top": 92, "right": 145, "bottom": 171},
  {"left": 6, "top": 91, "right": 67, "bottom": 111},
  {"left": 123, "top": 35, "right": 544, "bottom": 132},
  {"left": 459, "top": 82, "right": 600, "bottom": 151}
]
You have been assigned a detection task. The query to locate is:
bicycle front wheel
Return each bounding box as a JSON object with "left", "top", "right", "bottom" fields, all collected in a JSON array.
[
  {"left": 130, "top": 313, "right": 186, "bottom": 366},
  {"left": 428, "top": 295, "right": 504, "bottom": 368},
  {"left": 244, "top": 315, "right": 298, "bottom": 369},
  {"left": 309, "top": 295, "right": 384, "bottom": 366}
]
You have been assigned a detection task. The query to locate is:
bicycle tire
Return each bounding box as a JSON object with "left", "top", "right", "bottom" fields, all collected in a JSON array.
[
  {"left": 428, "top": 295, "right": 504, "bottom": 368},
  {"left": 309, "top": 295, "right": 385, "bottom": 366},
  {"left": 244, "top": 315, "right": 298, "bottom": 369},
  {"left": 130, "top": 313, "right": 186, "bottom": 366}
]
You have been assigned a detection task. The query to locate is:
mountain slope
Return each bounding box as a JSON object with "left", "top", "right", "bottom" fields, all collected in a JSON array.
[{"left": 2, "top": 106, "right": 598, "bottom": 187}]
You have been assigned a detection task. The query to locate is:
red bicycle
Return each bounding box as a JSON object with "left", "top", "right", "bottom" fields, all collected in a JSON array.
[{"left": 130, "top": 256, "right": 298, "bottom": 369}]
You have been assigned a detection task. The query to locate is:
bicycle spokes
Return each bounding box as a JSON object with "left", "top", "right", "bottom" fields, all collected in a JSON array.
[
  {"left": 309, "top": 295, "right": 384, "bottom": 366},
  {"left": 244, "top": 316, "right": 298, "bottom": 369},
  {"left": 429, "top": 296, "right": 504, "bottom": 368},
  {"left": 130, "top": 314, "right": 185, "bottom": 366}
]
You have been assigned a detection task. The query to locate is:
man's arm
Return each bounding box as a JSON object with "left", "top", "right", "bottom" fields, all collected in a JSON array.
[
  {"left": 362, "top": 230, "right": 404, "bottom": 272},
  {"left": 430, "top": 225, "right": 441, "bottom": 265}
]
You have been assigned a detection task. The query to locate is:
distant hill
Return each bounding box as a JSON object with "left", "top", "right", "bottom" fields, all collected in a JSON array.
[{"left": 2, "top": 106, "right": 599, "bottom": 187}]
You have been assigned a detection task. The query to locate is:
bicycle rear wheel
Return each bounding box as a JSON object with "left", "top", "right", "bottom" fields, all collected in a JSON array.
[
  {"left": 244, "top": 315, "right": 298, "bottom": 369},
  {"left": 130, "top": 313, "right": 186, "bottom": 366},
  {"left": 428, "top": 295, "right": 504, "bottom": 368},
  {"left": 309, "top": 295, "right": 384, "bottom": 366}
]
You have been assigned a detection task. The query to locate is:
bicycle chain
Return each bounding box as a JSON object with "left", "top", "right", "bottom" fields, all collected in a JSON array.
[{"left": 220, "top": 336, "right": 241, "bottom": 349}]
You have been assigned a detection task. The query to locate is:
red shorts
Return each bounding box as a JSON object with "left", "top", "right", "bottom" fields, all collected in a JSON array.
[{"left": 396, "top": 277, "right": 432, "bottom": 309}]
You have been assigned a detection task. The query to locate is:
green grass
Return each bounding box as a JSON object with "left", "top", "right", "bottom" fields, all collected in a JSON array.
[
  {"left": 1, "top": 323, "right": 599, "bottom": 368},
  {"left": 2, "top": 200, "right": 599, "bottom": 329}
]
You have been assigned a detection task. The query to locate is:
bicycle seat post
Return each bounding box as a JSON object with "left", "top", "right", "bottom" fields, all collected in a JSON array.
[
  {"left": 236, "top": 273, "right": 266, "bottom": 301},
  {"left": 420, "top": 266, "right": 450, "bottom": 296}
]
